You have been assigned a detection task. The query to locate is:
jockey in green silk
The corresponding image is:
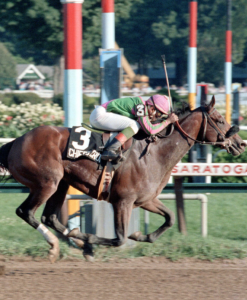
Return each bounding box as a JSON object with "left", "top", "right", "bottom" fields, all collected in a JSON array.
[{"left": 90, "top": 94, "right": 178, "bottom": 160}]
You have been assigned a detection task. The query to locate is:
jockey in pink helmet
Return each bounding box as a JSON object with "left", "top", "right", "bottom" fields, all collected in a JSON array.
[{"left": 90, "top": 94, "right": 178, "bottom": 160}]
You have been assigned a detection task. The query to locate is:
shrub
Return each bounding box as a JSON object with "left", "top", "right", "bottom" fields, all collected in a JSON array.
[
  {"left": 12, "top": 93, "right": 42, "bottom": 105},
  {"left": 52, "top": 93, "right": 100, "bottom": 111},
  {"left": 0, "top": 92, "right": 42, "bottom": 106},
  {"left": 0, "top": 93, "right": 14, "bottom": 106},
  {"left": 83, "top": 94, "right": 100, "bottom": 110},
  {"left": 53, "top": 93, "right": 63, "bottom": 107},
  {"left": 0, "top": 102, "right": 64, "bottom": 137}
]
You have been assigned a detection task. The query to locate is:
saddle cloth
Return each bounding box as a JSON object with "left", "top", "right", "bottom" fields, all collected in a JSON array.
[
  {"left": 67, "top": 124, "right": 133, "bottom": 163},
  {"left": 67, "top": 125, "right": 104, "bottom": 163}
]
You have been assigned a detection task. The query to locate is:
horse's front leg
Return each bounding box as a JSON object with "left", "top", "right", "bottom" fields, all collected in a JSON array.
[
  {"left": 128, "top": 197, "right": 175, "bottom": 243},
  {"left": 67, "top": 200, "right": 133, "bottom": 252},
  {"left": 16, "top": 187, "right": 61, "bottom": 263}
]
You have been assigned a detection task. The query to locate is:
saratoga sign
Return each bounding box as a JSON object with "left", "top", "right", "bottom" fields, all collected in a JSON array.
[{"left": 171, "top": 163, "right": 247, "bottom": 176}]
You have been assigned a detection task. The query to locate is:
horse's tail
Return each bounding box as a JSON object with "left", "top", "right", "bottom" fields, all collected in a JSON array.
[{"left": 0, "top": 140, "right": 15, "bottom": 173}]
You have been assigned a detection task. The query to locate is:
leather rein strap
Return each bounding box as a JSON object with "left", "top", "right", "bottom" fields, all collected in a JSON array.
[{"left": 175, "top": 107, "right": 232, "bottom": 149}]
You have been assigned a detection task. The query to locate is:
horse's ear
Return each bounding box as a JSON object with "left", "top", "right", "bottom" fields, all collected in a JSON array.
[{"left": 207, "top": 95, "right": 215, "bottom": 111}]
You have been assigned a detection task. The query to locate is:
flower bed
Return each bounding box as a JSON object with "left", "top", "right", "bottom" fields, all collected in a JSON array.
[{"left": 0, "top": 102, "right": 64, "bottom": 137}]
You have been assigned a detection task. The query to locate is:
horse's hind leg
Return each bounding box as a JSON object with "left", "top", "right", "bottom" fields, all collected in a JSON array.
[
  {"left": 41, "top": 181, "right": 86, "bottom": 250},
  {"left": 41, "top": 180, "right": 69, "bottom": 236},
  {"left": 16, "top": 186, "right": 61, "bottom": 263},
  {"left": 128, "top": 197, "right": 175, "bottom": 243}
]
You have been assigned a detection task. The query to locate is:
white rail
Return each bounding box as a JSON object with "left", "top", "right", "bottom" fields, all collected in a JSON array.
[{"left": 0, "top": 138, "right": 15, "bottom": 143}]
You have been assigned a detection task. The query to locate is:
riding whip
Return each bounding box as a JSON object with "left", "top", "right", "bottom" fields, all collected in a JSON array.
[
  {"left": 161, "top": 55, "right": 173, "bottom": 112},
  {"left": 161, "top": 55, "right": 182, "bottom": 131}
]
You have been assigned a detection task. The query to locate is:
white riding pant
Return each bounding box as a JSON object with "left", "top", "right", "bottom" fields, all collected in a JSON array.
[{"left": 90, "top": 106, "right": 141, "bottom": 133}]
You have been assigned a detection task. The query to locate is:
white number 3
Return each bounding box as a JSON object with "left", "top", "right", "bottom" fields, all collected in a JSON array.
[
  {"left": 136, "top": 104, "right": 145, "bottom": 117},
  {"left": 72, "top": 127, "right": 92, "bottom": 150}
]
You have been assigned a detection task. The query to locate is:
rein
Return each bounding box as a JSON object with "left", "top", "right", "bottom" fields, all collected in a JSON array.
[{"left": 175, "top": 107, "right": 232, "bottom": 150}]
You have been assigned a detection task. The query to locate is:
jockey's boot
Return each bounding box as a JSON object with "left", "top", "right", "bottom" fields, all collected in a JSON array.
[{"left": 101, "top": 127, "right": 135, "bottom": 161}]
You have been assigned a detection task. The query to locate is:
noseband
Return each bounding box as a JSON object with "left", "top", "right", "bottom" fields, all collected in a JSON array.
[{"left": 175, "top": 107, "right": 232, "bottom": 151}]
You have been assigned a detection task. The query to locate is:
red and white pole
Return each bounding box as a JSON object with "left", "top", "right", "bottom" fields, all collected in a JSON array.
[
  {"left": 188, "top": 0, "right": 197, "bottom": 110},
  {"left": 61, "top": 0, "right": 83, "bottom": 127},
  {"left": 61, "top": 0, "right": 84, "bottom": 230},
  {"left": 225, "top": 0, "right": 232, "bottom": 124},
  {"left": 102, "top": 0, "right": 115, "bottom": 49}
]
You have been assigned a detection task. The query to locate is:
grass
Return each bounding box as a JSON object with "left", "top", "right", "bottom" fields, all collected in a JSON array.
[
  {"left": 1, "top": 193, "right": 247, "bottom": 261},
  {"left": 0, "top": 193, "right": 71, "bottom": 259}
]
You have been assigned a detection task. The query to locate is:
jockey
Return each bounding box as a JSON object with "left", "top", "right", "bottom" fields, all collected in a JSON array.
[{"left": 90, "top": 94, "right": 179, "bottom": 160}]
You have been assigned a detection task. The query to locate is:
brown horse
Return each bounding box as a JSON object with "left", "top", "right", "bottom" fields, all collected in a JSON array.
[{"left": 0, "top": 96, "right": 245, "bottom": 262}]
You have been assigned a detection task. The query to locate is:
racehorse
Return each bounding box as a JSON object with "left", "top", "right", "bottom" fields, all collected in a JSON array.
[{"left": 0, "top": 96, "right": 245, "bottom": 263}]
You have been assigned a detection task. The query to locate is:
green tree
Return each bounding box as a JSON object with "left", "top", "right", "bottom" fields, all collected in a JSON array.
[
  {"left": 196, "top": 0, "right": 247, "bottom": 85},
  {"left": 0, "top": 0, "right": 141, "bottom": 90},
  {"left": 0, "top": 43, "right": 16, "bottom": 89},
  {"left": 117, "top": 0, "right": 247, "bottom": 86},
  {"left": 0, "top": 0, "right": 140, "bottom": 62},
  {"left": 0, "top": 0, "right": 63, "bottom": 64},
  {"left": 116, "top": 0, "right": 189, "bottom": 85},
  {"left": 82, "top": 0, "right": 143, "bottom": 57},
  {"left": 1, "top": 0, "right": 247, "bottom": 87}
]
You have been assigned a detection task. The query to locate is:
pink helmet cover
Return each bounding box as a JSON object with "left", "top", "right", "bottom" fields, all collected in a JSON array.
[{"left": 146, "top": 94, "right": 170, "bottom": 115}]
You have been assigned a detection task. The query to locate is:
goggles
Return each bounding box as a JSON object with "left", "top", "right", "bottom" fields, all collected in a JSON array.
[
  {"left": 155, "top": 109, "right": 163, "bottom": 118},
  {"left": 150, "top": 96, "right": 165, "bottom": 118}
]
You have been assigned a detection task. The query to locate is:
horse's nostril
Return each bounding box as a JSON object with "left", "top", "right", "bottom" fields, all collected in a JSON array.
[{"left": 241, "top": 142, "right": 247, "bottom": 148}]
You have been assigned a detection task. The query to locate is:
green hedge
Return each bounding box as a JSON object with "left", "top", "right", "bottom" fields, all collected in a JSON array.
[
  {"left": 52, "top": 93, "right": 100, "bottom": 111},
  {"left": 0, "top": 92, "right": 42, "bottom": 106}
]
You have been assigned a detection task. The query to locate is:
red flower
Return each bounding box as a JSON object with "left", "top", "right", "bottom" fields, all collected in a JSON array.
[{"left": 6, "top": 116, "right": 13, "bottom": 120}]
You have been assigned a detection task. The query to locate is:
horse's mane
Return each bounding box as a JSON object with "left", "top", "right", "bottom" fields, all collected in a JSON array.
[
  {"left": 155, "top": 101, "right": 192, "bottom": 137},
  {"left": 173, "top": 101, "right": 192, "bottom": 121}
]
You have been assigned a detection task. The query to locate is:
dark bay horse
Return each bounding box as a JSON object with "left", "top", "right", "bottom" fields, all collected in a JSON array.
[{"left": 0, "top": 96, "right": 245, "bottom": 262}]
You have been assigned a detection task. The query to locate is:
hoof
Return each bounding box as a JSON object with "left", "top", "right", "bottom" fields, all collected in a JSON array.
[
  {"left": 49, "top": 247, "right": 60, "bottom": 264},
  {"left": 83, "top": 243, "right": 94, "bottom": 262},
  {"left": 128, "top": 231, "right": 142, "bottom": 241},
  {"left": 67, "top": 228, "right": 80, "bottom": 238},
  {"left": 70, "top": 237, "right": 84, "bottom": 249},
  {"left": 83, "top": 254, "right": 94, "bottom": 262},
  {"left": 0, "top": 265, "right": 5, "bottom": 276}
]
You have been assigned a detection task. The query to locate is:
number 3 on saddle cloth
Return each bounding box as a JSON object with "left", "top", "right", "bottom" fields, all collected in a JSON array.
[
  {"left": 67, "top": 124, "right": 133, "bottom": 165},
  {"left": 67, "top": 124, "right": 134, "bottom": 200}
]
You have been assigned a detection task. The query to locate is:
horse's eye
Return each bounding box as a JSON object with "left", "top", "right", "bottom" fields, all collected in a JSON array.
[{"left": 218, "top": 120, "right": 224, "bottom": 125}]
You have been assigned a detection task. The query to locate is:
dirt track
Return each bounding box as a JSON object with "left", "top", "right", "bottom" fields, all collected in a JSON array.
[{"left": 1, "top": 256, "right": 247, "bottom": 300}]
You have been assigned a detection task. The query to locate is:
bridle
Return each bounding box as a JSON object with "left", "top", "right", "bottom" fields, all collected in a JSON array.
[{"left": 175, "top": 106, "right": 233, "bottom": 151}]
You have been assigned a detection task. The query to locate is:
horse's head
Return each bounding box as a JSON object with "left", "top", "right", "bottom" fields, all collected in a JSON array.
[{"left": 202, "top": 96, "right": 246, "bottom": 156}]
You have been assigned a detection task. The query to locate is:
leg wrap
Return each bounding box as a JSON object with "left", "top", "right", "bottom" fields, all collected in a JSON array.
[{"left": 37, "top": 224, "right": 58, "bottom": 245}]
